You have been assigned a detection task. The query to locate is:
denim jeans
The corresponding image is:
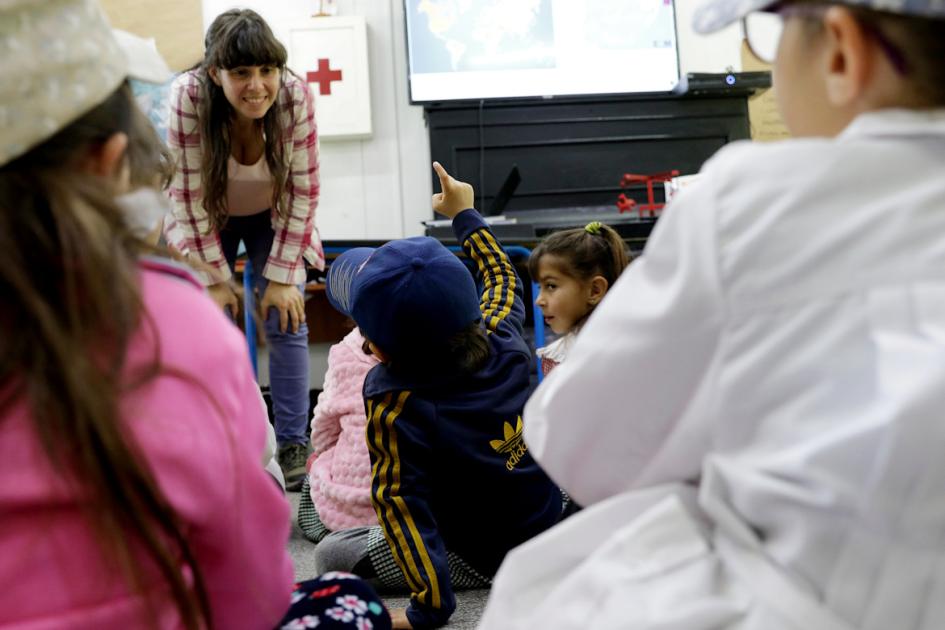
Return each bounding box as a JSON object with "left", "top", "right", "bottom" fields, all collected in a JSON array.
[{"left": 219, "top": 210, "right": 310, "bottom": 446}]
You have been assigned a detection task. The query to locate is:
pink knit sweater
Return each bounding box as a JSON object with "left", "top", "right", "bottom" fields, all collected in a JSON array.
[{"left": 307, "top": 328, "right": 380, "bottom": 530}]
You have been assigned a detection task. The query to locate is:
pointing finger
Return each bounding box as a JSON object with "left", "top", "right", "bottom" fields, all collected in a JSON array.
[{"left": 432, "top": 161, "right": 452, "bottom": 192}]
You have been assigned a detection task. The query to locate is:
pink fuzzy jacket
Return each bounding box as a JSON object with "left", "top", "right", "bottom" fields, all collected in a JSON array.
[{"left": 307, "top": 328, "right": 380, "bottom": 530}]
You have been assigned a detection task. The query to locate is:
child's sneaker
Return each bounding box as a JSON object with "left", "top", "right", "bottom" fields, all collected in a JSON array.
[{"left": 278, "top": 443, "right": 309, "bottom": 492}]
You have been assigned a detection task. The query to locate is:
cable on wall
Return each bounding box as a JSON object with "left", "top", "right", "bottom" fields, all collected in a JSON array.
[{"left": 478, "top": 99, "right": 485, "bottom": 211}]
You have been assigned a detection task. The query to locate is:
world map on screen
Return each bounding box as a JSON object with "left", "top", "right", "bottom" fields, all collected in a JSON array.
[
  {"left": 412, "top": 0, "right": 554, "bottom": 72},
  {"left": 409, "top": 0, "right": 677, "bottom": 74}
]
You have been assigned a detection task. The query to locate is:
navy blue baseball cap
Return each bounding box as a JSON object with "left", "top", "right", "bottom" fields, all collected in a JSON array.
[{"left": 326, "top": 237, "right": 482, "bottom": 359}]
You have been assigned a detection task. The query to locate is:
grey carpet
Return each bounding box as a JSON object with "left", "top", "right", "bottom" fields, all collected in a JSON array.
[{"left": 287, "top": 491, "right": 490, "bottom": 629}]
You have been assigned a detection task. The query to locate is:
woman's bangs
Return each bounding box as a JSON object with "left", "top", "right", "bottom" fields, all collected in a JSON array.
[{"left": 218, "top": 26, "right": 287, "bottom": 69}]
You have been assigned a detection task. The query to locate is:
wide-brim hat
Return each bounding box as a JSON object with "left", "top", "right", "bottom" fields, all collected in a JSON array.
[
  {"left": 326, "top": 237, "right": 482, "bottom": 359},
  {"left": 0, "top": 0, "right": 171, "bottom": 167},
  {"left": 694, "top": 0, "right": 945, "bottom": 33},
  {"left": 113, "top": 28, "right": 173, "bottom": 85}
]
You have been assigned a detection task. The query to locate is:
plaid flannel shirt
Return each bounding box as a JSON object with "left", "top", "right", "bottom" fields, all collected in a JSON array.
[{"left": 164, "top": 70, "right": 324, "bottom": 286}]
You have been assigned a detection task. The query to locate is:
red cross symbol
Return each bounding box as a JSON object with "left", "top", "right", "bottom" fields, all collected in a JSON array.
[{"left": 307, "top": 58, "right": 343, "bottom": 96}]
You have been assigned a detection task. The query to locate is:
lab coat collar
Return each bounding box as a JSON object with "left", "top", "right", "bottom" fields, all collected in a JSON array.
[{"left": 840, "top": 107, "right": 945, "bottom": 140}]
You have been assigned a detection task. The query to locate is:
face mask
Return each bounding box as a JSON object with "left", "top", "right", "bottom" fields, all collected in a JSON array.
[{"left": 115, "top": 187, "right": 170, "bottom": 238}]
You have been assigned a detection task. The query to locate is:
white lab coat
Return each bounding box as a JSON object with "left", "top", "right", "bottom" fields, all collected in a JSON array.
[
  {"left": 258, "top": 389, "right": 286, "bottom": 491},
  {"left": 479, "top": 109, "right": 945, "bottom": 630}
]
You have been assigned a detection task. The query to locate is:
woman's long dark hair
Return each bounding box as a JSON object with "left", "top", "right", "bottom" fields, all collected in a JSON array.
[
  {"left": 198, "top": 9, "right": 290, "bottom": 231},
  {"left": 0, "top": 83, "right": 210, "bottom": 629}
]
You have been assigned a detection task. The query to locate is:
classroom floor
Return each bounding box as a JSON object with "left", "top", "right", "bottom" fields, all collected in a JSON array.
[{"left": 287, "top": 492, "right": 490, "bottom": 629}]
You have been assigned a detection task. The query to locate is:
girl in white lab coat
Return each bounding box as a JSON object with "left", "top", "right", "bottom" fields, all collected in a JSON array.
[{"left": 479, "top": 1, "right": 945, "bottom": 629}]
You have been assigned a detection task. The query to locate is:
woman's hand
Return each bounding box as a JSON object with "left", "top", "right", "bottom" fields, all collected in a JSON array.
[
  {"left": 260, "top": 281, "right": 306, "bottom": 333},
  {"left": 431, "top": 161, "right": 475, "bottom": 219},
  {"left": 208, "top": 281, "right": 241, "bottom": 318}
]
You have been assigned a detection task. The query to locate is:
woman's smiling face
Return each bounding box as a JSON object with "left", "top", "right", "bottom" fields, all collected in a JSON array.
[{"left": 212, "top": 64, "right": 281, "bottom": 122}]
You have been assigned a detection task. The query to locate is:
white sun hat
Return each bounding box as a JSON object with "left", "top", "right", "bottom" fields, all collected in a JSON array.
[
  {"left": 0, "top": 0, "right": 132, "bottom": 166},
  {"left": 112, "top": 28, "right": 173, "bottom": 85}
]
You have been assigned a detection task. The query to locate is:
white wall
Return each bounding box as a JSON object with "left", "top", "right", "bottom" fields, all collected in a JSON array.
[
  {"left": 202, "top": 0, "right": 744, "bottom": 241},
  {"left": 675, "top": 0, "right": 744, "bottom": 75}
]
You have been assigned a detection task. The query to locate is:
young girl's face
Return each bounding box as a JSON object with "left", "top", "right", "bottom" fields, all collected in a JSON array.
[
  {"left": 212, "top": 64, "right": 280, "bottom": 122},
  {"left": 534, "top": 255, "right": 596, "bottom": 335}
]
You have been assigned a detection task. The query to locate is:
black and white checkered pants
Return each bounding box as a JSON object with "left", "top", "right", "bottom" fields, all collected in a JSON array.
[{"left": 298, "top": 477, "right": 492, "bottom": 591}]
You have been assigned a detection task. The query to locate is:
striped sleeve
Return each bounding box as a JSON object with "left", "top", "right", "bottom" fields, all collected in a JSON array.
[
  {"left": 165, "top": 71, "right": 231, "bottom": 286},
  {"left": 454, "top": 210, "right": 526, "bottom": 334},
  {"left": 264, "top": 75, "right": 320, "bottom": 285},
  {"left": 366, "top": 392, "right": 456, "bottom": 629}
]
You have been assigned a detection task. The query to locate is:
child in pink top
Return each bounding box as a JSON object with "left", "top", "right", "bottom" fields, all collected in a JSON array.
[
  {"left": 0, "top": 4, "right": 390, "bottom": 629},
  {"left": 300, "top": 327, "right": 381, "bottom": 540}
]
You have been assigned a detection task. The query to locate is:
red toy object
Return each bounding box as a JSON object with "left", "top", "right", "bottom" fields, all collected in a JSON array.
[{"left": 617, "top": 170, "right": 680, "bottom": 217}]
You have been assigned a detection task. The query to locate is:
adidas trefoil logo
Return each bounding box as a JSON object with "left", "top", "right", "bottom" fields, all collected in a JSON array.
[{"left": 490, "top": 416, "right": 528, "bottom": 471}]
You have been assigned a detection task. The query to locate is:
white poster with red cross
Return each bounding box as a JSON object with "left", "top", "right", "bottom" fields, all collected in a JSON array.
[{"left": 283, "top": 16, "right": 372, "bottom": 140}]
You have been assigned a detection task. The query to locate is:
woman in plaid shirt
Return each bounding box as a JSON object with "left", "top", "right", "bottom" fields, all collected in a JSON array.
[{"left": 164, "top": 9, "right": 324, "bottom": 489}]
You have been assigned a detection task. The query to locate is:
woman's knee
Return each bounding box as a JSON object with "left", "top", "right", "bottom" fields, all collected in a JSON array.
[{"left": 262, "top": 309, "right": 310, "bottom": 341}]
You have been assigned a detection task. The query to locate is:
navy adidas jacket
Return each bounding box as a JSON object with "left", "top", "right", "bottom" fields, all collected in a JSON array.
[{"left": 363, "top": 210, "right": 563, "bottom": 629}]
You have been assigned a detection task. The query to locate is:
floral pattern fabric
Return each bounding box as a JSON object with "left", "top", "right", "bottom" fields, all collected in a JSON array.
[{"left": 278, "top": 573, "right": 391, "bottom": 630}]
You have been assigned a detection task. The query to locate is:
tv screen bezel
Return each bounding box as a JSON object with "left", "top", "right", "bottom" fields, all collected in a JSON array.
[{"left": 402, "top": 0, "right": 683, "bottom": 105}]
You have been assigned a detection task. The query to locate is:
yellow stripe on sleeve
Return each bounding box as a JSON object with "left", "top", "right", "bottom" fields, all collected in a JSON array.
[
  {"left": 366, "top": 398, "right": 388, "bottom": 523},
  {"left": 366, "top": 396, "right": 388, "bottom": 521},
  {"left": 385, "top": 390, "right": 441, "bottom": 608},
  {"left": 369, "top": 395, "right": 423, "bottom": 594},
  {"left": 469, "top": 231, "right": 513, "bottom": 331},
  {"left": 369, "top": 391, "right": 435, "bottom": 598},
  {"left": 471, "top": 230, "right": 514, "bottom": 330},
  {"left": 480, "top": 229, "right": 516, "bottom": 324},
  {"left": 393, "top": 496, "right": 442, "bottom": 608}
]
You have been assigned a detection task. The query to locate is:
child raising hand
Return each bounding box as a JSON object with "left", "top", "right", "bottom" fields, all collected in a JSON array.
[{"left": 316, "top": 162, "right": 564, "bottom": 629}]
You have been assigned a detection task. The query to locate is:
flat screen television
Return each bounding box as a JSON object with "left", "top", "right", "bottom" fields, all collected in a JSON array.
[{"left": 404, "top": 0, "right": 681, "bottom": 103}]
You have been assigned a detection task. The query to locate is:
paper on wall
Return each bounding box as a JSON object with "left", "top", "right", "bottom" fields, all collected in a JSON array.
[{"left": 741, "top": 40, "right": 791, "bottom": 142}]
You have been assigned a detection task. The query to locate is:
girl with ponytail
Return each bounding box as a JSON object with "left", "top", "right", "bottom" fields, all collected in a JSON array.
[{"left": 528, "top": 221, "right": 632, "bottom": 375}]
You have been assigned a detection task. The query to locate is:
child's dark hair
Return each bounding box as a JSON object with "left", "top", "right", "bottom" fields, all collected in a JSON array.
[
  {"left": 793, "top": 0, "right": 945, "bottom": 105},
  {"left": 528, "top": 221, "right": 631, "bottom": 288},
  {"left": 365, "top": 321, "right": 491, "bottom": 378},
  {"left": 855, "top": 10, "right": 945, "bottom": 105}
]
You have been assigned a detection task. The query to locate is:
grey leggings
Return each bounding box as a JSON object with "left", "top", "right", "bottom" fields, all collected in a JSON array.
[{"left": 298, "top": 478, "right": 492, "bottom": 591}]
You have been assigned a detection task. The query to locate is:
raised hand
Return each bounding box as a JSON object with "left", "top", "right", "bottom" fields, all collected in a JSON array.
[{"left": 431, "top": 161, "right": 475, "bottom": 219}]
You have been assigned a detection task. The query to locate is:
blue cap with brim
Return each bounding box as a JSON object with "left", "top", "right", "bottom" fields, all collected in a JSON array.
[
  {"left": 326, "top": 237, "right": 482, "bottom": 359},
  {"left": 693, "top": 0, "right": 945, "bottom": 34},
  {"left": 326, "top": 247, "right": 375, "bottom": 318}
]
